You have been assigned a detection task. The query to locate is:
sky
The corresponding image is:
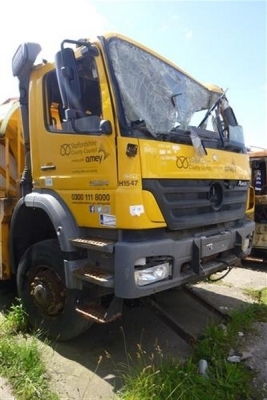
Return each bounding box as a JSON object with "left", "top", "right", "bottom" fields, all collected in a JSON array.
[{"left": 0, "top": 0, "right": 266, "bottom": 149}]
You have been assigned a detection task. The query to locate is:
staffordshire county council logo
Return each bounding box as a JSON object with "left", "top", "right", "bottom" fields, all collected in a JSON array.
[
  {"left": 176, "top": 156, "right": 189, "bottom": 169},
  {"left": 60, "top": 142, "right": 110, "bottom": 162},
  {"left": 60, "top": 144, "right": 72, "bottom": 156}
]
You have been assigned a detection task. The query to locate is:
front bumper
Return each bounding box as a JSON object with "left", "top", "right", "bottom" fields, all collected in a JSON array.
[{"left": 114, "top": 219, "right": 255, "bottom": 298}]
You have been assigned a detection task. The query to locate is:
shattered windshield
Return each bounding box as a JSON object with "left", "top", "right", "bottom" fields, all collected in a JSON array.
[{"left": 108, "top": 38, "right": 220, "bottom": 137}]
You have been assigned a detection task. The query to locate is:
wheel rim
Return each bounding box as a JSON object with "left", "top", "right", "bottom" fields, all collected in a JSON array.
[{"left": 29, "top": 265, "right": 66, "bottom": 316}]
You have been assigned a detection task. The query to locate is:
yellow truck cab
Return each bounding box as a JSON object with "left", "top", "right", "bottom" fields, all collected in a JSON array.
[{"left": 0, "top": 33, "right": 254, "bottom": 340}]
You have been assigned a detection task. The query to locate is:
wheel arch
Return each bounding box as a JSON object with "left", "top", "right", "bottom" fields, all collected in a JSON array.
[{"left": 10, "top": 191, "right": 79, "bottom": 272}]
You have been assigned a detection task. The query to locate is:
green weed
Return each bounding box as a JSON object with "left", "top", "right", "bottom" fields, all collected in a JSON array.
[
  {"left": 0, "top": 299, "right": 59, "bottom": 400},
  {"left": 1, "top": 298, "right": 29, "bottom": 334},
  {"left": 118, "top": 302, "right": 267, "bottom": 400}
]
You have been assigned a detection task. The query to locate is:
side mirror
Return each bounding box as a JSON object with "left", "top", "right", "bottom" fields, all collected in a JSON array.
[
  {"left": 228, "top": 125, "right": 244, "bottom": 145},
  {"left": 100, "top": 120, "right": 112, "bottom": 134},
  {"left": 55, "top": 47, "right": 81, "bottom": 110},
  {"left": 64, "top": 116, "right": 112, "bottom": 135}
]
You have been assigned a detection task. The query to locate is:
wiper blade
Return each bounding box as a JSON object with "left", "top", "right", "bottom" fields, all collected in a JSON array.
[{"left": 198, "top": 89, "right": 228, "bottom": 129}]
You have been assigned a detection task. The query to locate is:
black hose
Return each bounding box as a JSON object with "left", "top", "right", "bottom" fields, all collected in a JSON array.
[{"left": 207, "top": 260, "right": 233, "bottom": 282}]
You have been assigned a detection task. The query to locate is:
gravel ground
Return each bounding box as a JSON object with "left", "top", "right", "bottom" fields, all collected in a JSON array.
[
  {"left": 240, "top": 321, "right": 267, "bottom": 399},
  {"left": 0, "top": 376, "right": 16, "bottom": 400},
  {"left": 194, "top": 262, "right": 267, "bottom": 400}
]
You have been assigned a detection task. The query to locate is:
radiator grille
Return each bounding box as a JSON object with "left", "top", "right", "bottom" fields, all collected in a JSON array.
[{"left": 142, "top": 179, "right": 248, "bottom": 230}]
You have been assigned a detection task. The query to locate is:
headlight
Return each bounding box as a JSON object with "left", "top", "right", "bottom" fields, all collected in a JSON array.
[{"left": 134, "top": 262, "right": 171, "bottom": 286}]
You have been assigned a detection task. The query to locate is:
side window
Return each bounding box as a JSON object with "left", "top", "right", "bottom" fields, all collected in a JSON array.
[
  {"left": 45, "top": 71, "right": 63, "bottom": 130},
  {"left": 44, "top": 55, "right": 102, "bottom": 132},
  {"left": 77, "top": 56, "right": 102, "bottom": 118}
]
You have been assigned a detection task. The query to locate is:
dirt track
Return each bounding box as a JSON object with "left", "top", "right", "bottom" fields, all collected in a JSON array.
[{"left": 0, "top": 259, "right": 266, "bottom": 399}]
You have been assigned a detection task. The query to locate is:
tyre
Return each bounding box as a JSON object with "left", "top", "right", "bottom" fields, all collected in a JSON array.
[{"left": 17, "top": 238, "right": 91, "bottom": 341}]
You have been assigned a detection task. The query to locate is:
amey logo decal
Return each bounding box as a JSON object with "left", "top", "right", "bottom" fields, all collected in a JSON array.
[
  {"left": 60, "top": 142, "right": 110, "bottom": 163},
  {"left": 85, "top": 143, "right": 110, "bottom": 164}
]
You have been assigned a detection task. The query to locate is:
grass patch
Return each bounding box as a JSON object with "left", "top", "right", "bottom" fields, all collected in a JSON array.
[
  {"left": 0, "top": 299, "right": 59, "bottom": 400},
  {"left": 1, "top": 300, "right": 29, "bottom": 334},
  {"left": 242, "top": 287, "right": 267, "bottom": 305},
  {"left": 118, "top": 302, "right": 267, "bottom": 400}
]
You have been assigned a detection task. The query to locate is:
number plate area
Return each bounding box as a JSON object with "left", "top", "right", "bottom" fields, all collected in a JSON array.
[
  {"left": 199, "top": 232, "right": 231, "bottom": 257},
  {"left": 192, "top": 231, "right": 232, "bottom": 274}
]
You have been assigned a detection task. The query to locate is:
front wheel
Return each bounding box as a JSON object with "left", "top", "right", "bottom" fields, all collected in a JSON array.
[{"left": 17, "top": 239, "right": 91, "bottom": 341}]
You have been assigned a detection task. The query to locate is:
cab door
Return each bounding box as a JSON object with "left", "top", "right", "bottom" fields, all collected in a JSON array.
[{"left": 29, "top": 48, "right": 118, "bottom": 228}]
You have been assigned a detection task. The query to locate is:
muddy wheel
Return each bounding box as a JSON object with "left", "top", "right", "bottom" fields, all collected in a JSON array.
[{"left": 17, "top": 238, "right": 91, "bottom": 341}]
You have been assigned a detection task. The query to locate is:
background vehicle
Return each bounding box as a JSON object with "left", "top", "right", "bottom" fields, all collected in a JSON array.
[
  {"left": 0, "top": 33, "right": 254, "bottom": 340},
  {"left": 249, "top": 149, "right": 267, "bottom": 258}
]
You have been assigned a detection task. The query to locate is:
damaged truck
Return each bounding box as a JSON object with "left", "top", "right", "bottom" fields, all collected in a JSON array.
[{"left": 0, "top": 33, "right": 254, "bottom": 340}]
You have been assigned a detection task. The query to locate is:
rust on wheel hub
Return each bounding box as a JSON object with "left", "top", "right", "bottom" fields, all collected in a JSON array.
[{"left": 30, "top": 267, "right": 66, "bottom": 316}]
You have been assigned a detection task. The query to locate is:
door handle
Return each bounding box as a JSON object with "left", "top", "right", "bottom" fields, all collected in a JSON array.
[{"left": 41, "top": 165, "right": 56, "bottom": 171}]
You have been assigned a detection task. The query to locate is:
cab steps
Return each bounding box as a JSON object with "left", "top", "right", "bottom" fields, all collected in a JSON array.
[
  {"left": 76, "top": 296, "right": 123, "bottom": 323},
  {"left": 73, "top": 265, "right": 114, "bottom": 288},
  {"left": 70, "top": 237, "right": 115, "bottom": 253}
]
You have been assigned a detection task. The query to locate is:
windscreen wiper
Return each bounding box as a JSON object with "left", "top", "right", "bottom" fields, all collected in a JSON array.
[
  {"left": 198, "top": 89, "right": 228, "bottom": 129},
  {"left": 198, "top": 89, "right": 228, "bottom": 147}
]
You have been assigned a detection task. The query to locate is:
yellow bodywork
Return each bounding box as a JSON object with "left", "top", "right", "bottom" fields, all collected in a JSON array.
[
  {"left": 0, "top": 99, "right": 24, "bottom": 278},
  {"left": 0, "top": 98, "right": 24, "bottom": 197}
]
